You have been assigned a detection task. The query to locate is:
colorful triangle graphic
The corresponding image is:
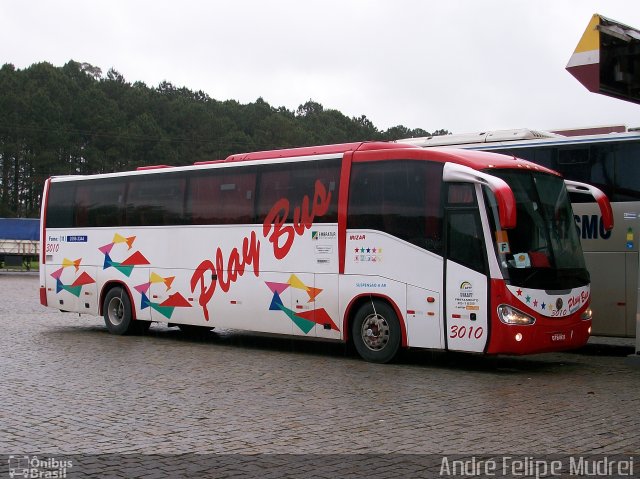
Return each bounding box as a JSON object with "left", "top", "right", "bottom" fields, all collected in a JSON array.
[
  {"left": 160, "top": 293, "right": 191, "bottom": 308},
  {"left": 297, "top": 308, "right": 339, "bottom": 331},
  {"left": 269, "top": 292, "right": 285, "bottom": 311},
  {"left": 71, "top": 272, "right": 95, "bottom": 287},
  {"left": 121, "top": 251, "right": 150, "bottom": 266},
  {"left": 61, "top": 285, "right": 83, "bottom": 298},
  {"left": 266, "top": 281, "right": 290, "bottom": 295}
]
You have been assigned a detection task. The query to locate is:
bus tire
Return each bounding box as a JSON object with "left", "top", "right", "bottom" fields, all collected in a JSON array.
[
  {"left": 352, "top": 299, "right": 401, "bottom": 363},
  {"left": 103, "top": 286, "right": 136, "bottom": 335}
]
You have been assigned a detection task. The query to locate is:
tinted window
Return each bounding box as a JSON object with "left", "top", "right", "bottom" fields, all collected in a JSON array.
[
  {"left": 256, "top": 160, "right": 340, "bottom": 223},
  {"left": 75, "top": 180, "right": 126, "bottom": 227},
  {"left": 446, "top": 210, "right": 486, "bottom": 273},
  {"left": 188, "top": 168, "right": 256, "bottom": 224},
  {"left": 448, "top": 184, "right": 474, "bottom": 204},
  {"left": 614, "top": 143, "right": 640, "bottom": 201},
  {"left": 444, "top": 184, "right": 485, "bottom": 272},
  {"left": 47, "top": 158, "right": 344, "bottom": 228},
  {"left": 46, "top": 182, "right": 75, "bottom": 228},
  {"left": 126, "top": 174, "right": 187, "bottom": 226},
  {"left": 494, "top": 144, "right": 620, "bottom": 203},
  {"left": 500, "top": 147, "right": 554, "bottom": 169},
  {"left": 557, "top": 146, "right": 614, "bottom": 203},
  {"left": 348, "top": 160, "right": 444, "bottom": 253}
]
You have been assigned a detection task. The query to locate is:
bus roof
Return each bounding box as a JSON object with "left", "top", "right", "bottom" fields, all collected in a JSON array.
[
  {"left": 222, "top": 141, "right": 407, "bottom": 162},
  {"left": 421, "top": 148, "right": 559, "bottom": 176},
  {"left": 51, "top": 141, "right": 559, "bottom": 182},
  {"left": 397, "top": 128, "right": 640, "bottom": 150},
  {"left": 396, "top": 129, "right": 561, "bottom": 147}
]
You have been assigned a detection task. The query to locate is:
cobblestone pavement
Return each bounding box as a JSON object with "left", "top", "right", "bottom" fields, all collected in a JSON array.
[{"left": 1, "top": 274, "right": 639, "bottom": 477}]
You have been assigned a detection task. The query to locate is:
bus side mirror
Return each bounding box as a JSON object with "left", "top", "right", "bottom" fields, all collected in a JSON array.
[
  {"left": 564, "top": 180, "right": 614, "bottom": 231},
  {"left": 443, "top": 163, "right": 517, "bottom": 229}
]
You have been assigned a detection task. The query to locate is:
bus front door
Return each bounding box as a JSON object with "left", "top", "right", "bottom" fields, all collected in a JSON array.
[{"left": 444, "top": 204, "right": 490, "bottom": 353}]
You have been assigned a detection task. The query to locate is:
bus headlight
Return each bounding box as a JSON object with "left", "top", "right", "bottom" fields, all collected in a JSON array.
[
  {"left": 497, "top": 305, "right": 535, "bottom": 325},
  {"left": 580, "top": 308, "right": 593, "bottom": 320}
]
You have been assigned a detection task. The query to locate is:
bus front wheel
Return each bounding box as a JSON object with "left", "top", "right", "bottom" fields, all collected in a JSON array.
[
  {"left": 103, "top": 286, "right": 148, "bottom": 335},
  {"left": 352, "top": 300, "right": 401, "bottom": 363}
]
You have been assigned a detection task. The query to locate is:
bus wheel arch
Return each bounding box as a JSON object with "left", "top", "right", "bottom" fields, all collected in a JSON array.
[
  {"left": 101, "top": 282, "right": 149, "bottom": 335},
  {"left": 344, "top": 294, "right": 407, "bottom": 363}
]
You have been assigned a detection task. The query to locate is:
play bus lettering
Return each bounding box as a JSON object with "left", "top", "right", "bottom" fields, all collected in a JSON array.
[{"left": 39, "top": 141, "right": 612, "bottom": 362}]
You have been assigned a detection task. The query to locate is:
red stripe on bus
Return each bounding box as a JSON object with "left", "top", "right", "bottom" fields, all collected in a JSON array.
[
  {"left": 41, "top": 178, "right": 51, "bottom": 265},
  {"left": 338, "top": 151, "right": 354, "bottom": 274}
]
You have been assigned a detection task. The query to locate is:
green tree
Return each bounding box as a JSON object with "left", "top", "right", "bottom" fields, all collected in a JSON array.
[{"left": 0, "top": 61, "right": 447, "bottom": 218}]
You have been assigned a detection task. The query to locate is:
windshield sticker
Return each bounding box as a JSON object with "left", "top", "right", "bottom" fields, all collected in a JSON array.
[
  {"left": 495, "top": 230, "right": 510, "bottom": 254},
  {"left": 514, "top": 253, "right": 531, "bottom": 268},
  {"left": 627, "top": 227, "right": 634, "bottom": 249}
]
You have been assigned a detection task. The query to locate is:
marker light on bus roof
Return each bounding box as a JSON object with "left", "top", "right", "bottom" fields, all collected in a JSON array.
[{"left": 497, "top": 305, "right": 535, "bottom": 325}]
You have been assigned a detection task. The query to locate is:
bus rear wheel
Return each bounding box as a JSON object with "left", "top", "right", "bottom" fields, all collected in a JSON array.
[
  {"left": 352, "top": 300, "right": 401, "bottom": 363},
  {"left": 103, "top": 286, "right": 148, "bottom": 335}
]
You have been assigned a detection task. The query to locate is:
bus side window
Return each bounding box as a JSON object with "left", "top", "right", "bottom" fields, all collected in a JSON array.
[
  {"left": 614, "top": 143, "right": 640, "bottom": 201},
  {"left": 558, "top": 146, "right": 614, "bottom": 203},
  {"left": 126, "top": 175, "right": 187, "bottom": 226},
  {"left": 188, "top": 169, "right": 256, "bottom": 225},
  {"left": 74, "top": 185, "right": 90, "bottom": 227},
  {"left": 257, "top": 167, "right": 293, "bottom": 222},
  {"left": 347, "top": 165, "right": 385, "bottom": 231},
  {"left": 78, "top": 180, "right": 126, "bottom": 227},
  {"left": 256, "top": 160, "right": 340, "bottom": 224},
  {"left": 502, "top": 146, "right": 615, "bottom": 204},
  {"left": 46, "top": 182, "right": 75, "bottom": 228},
  {"left": 348, "top": 160, "right": 443, "bottom": 254}
]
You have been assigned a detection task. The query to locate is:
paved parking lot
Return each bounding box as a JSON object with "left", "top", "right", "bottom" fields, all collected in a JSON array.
[{"left": 1, "top": 273, "right": 639, "bottom": 477}]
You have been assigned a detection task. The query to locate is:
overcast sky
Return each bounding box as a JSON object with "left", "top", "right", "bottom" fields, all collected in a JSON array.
[{"left": 2, "top": 0, "right": 639, "bottom": 135}]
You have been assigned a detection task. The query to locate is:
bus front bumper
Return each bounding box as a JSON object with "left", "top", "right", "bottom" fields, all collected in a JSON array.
[{"left": 486, "top": 320, "right": 591, "bottom": 355}]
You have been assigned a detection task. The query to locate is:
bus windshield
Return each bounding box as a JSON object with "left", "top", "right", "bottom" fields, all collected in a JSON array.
[{"left": 484, "top": 169, "right": 588, "bottom": 290}]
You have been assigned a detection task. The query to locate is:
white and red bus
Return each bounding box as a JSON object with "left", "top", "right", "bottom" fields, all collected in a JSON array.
[
  {"left": 39, "top": 142, "right": 613, "bottom": 362},
  {"left": 399, "top": 129, "right": 640, "bottom": 339}
]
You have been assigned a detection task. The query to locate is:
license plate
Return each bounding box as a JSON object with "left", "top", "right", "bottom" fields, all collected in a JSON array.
[{"left": 551, "top": 332, "right": 566, "bottom": 342}]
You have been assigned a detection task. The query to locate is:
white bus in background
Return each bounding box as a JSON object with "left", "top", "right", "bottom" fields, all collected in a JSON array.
[
  {"left": 40, "top": 141, "right": 611, "bottom": 362},
  {"left": 399, "top": 129, "right": 640, "bottom": 342}
]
